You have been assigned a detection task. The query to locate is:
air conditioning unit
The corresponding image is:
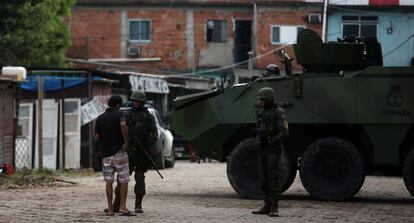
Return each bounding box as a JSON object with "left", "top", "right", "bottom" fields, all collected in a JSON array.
[
  {"left": 127, "top": 47, "right": 140, "bottom": 57},
  {"left": 307, "top": 13, "right": 322, "bottom": 24}
]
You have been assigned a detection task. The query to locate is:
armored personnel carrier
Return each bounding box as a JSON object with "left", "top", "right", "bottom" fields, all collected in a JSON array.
[{"left": 171, "top": 29, "right": 414, "bottom": 201}]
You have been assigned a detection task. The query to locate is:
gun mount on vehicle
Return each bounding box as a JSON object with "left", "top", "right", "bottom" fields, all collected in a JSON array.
[{"left": 171, "top": 29, "right": 414, "bottom": 201}]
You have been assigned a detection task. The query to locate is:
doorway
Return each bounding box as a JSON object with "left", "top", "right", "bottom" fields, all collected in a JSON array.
[{"left": 234, "top": 20, "right": 252, "bottom": 68}]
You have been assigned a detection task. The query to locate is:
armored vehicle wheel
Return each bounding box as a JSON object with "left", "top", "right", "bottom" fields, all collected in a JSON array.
[
  {"left": 227, "top": 137, "right": 297, "bottom": 199},
  {"left": 299, "top": 137, "right": 365, "bottom": 201},
  {"left": 403, "top": 149, "right": 414, "bottom": 196}
]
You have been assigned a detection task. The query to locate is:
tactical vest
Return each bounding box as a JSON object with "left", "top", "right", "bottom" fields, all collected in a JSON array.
[
  {"left": 126, "top": 107, "right": 158, "bottom": 151},
  {"left": 257, "top": 106, "right": 287, "bottom": 145}
]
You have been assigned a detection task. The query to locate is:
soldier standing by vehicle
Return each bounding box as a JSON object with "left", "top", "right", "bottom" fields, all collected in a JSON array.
[
  {"left": 113, "top": 90, "right": 158, "bottom": 213},
  {"left": 252, "top": 87, "right": 289, "bottom": 217}
]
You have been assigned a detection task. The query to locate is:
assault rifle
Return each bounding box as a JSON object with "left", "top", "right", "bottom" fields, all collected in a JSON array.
[{"left": 130, "top": 136, "right": 164, "bottom": 179}]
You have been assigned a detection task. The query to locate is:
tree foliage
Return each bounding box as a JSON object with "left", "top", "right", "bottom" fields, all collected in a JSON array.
[{"left": 0, "top": 0, "right": 76, "bottom": 68}]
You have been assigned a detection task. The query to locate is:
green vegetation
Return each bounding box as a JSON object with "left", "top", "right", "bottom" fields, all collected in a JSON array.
[
  {"left": 55, "top": 168, "right": 100, "bottom": 177},
  {"left": 0, "top": 0, "right": 76, "bottom": 67},
  {"left": 0, "top": 168, "right": 98, "bottom": 189}
]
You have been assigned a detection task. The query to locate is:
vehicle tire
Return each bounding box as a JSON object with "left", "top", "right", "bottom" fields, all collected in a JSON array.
[
  {"left": 165, "top": 147, "right": 176, "bottom": 168},
  {"left": 155, "top": 152, "right": 165, "bottom": 170},
  {"left": 403, "top": 148, "right": 414, "bottom": 196},
  {"left": 227, "top": 137, "right": 297, "bottom": 199},
  {"left": 299, "top": 137, "right": 365, "bottom": 201}
]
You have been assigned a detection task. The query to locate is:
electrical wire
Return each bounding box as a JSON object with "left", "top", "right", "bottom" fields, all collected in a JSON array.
[
  {"left": 3, "top": 0, "right": 413, "bottom": 73},
  {"left": 382, "top": 33, "right": 414, "bottom": 58},
  {"left": 173, "top": 43, "right": 292, "bottom": 76}
]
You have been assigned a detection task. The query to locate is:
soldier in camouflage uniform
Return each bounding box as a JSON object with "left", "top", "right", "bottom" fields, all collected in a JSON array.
[
  {"left": 252, "top": 87, "right": 289, "bottom": 217},
  {"left": 113, "top": 90, "right": 158, "bottom": 214}
]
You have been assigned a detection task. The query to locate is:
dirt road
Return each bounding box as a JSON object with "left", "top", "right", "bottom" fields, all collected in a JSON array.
[{"left": 0, "top": 161, "right": 413, "bottom": 223}]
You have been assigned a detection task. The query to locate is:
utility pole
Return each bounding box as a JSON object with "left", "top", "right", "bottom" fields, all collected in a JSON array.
[
  {"left": 84, "top": 36, "right": 89, "bottom": 60},
  {"left": 60, "top": 79, "right": 66, "bottom": 169},
  {"left": 87, "top": 72, "right": 93, "bottom": 168},
  {"left": 37, "top": 76, "right": 43, "bottom": 169},
  {"left": 322, "top": 0, "right": 329, "bottom": 42},
  {"left": 252, "top": 2, "right": 258, "bottom": 67}
]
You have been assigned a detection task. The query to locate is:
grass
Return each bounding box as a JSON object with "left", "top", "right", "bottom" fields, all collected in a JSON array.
[
  {"left": 0, "top": 168, "right": 98, "bottom": 189},
  {"left": 54, "top": 168, "right": 100, "bottom": 177}
]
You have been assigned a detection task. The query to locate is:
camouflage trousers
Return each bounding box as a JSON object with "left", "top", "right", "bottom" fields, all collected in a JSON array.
[
  {"left": 258, "top": 143, "right": 282, "bottom": 201},
  {"left": 114, "top": 152, "right": 150, "bottom": 207}
]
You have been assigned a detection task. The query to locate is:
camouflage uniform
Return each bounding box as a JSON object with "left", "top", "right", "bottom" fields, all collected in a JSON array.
[
  {"left": 253, "top": 87, "right": 288, "bottom": 217},
  {"left": 126, "top": 106, "right": 158, "bottom": 206},
  {"left": 113, "top": 91, "right": 157, "bottom": 213}
]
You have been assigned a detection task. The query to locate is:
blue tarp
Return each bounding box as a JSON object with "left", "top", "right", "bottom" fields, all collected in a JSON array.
[{"left": 20, "top": 75, "right": 103, "bottom": 92}]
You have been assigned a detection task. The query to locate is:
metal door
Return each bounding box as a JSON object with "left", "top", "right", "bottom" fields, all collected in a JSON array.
[
  {"left": 61, "top": 99, "right": 81, "bottom": 169},
  {"left": 35, "top": 99, "right": 58, "bottom": 170},
  {"left": 15, "top": 103, "right": 34, "bottom": 169}
]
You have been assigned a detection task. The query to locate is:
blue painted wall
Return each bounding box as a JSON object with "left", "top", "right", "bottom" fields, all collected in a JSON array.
[{"left": 327, "top": 10, "right": 414, "bottom": 66}]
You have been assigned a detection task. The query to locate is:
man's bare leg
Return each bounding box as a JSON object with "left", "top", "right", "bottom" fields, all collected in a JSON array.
[
  {"left": 106, "top": 181, "right": 114, "bottom": 214},
  {"left": 119, "top": 182, "right": 128, "bottom": 212}
]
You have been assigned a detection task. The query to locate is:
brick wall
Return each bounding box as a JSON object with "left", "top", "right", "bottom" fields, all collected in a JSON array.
[
  {"left": 0, "top": 82, "right": 17, "bottom": 165},
  {"left": 193, "top": 9, "right": 252, "bottom": 67},
  {"left": 127, "top": 9, "right": 188, "bottom": 70},
  {"left": 69, "top": 3, "right": 322, "bottom": 72},
  {"left": 76, "top": 0, "right": 311, "bottom": 6},
  {"left": 256, "top": 7, "right": 322, "bottom": 70},
  {"left": 69, "top": 9, "right": 121, "bottom": 59}
]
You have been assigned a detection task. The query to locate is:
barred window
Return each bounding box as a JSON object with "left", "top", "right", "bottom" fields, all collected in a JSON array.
[
  {"left": 207, "top": 20, "right": 227, "bottom": 43},
  {"left": 342, "top": 16, "right": 378, "bottom": 38},
  {"left": 130, "top": 20, "right": 151, "bottom": 42}
]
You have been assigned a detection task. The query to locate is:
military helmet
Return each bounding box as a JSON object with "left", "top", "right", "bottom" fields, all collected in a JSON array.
[
  {"left": 257, "top": 87, "right": 275, "bottom": 99},
  {"left": 265, "top": 64, "right": 280, "bottom": 75},
  {"left": 130, "top": 90, "right": 146, "bottom": 101}
]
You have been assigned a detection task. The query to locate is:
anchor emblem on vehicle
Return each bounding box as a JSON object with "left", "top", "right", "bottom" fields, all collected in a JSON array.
[{"left": 386, "top": 85, "right": 405, "bottom": 107}]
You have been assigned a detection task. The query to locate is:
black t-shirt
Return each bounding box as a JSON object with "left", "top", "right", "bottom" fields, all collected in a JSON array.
[{"left": 95, "top": 108, "right": 125, "bottom": 158}]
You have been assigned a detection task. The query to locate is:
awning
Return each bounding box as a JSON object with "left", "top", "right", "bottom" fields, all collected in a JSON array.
[{"left": 20, "top": 75, "right": 103, "bottom": 92}]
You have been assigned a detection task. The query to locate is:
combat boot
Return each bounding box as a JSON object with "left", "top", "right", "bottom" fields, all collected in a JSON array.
[
  {"left": 135, "top": 194, "right": 144, "bottom": 213},
  {"left": 252, "top": 198, "right": 270, "bottom": 215},
  {"left": 268, "top": 199, "right": 278, "bottom": 217},
  {"left": 112, "top": 189, "right": 121, "bottom": 212},
  {"left": 112, "top": 196, "right": 120, "bottom": 212}
]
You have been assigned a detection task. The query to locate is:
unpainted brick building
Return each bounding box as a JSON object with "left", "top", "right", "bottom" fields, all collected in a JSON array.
[
  {"left": 69, "top": 0, "right": 323, "bottom": 74},
  {"left": 0, "top": 79, "right": 20, "bottom": 165}
]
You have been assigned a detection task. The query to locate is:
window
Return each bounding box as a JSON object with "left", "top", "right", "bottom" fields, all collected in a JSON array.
[
  {"left": 64, "top": 100, "right": 80, "bottom": 133},
  {"left": 272, "top": 27, "right": 280, "bottom": 43},
  {"left": 129, "top": 20, "right": 151, "bottom": 42},
  {"left": 206, "top": 20, "right": 227, "bottom": 43},
  {"left": 18, "top": 106, "right": 30, "bottom": 136},
  {"left": 271, "top": 26, "right": 305, "bottom": 44},
  {"left": 342, "top": 16, "right": 378, "bottom": 38}
]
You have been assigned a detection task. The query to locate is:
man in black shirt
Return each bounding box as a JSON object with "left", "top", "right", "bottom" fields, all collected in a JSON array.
[{"left": 95, "top": 95, "right": 134, "bottom": 216}]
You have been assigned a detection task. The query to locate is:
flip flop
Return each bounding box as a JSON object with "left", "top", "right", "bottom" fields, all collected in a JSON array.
[
  {"left": 119, "top": 210, "right": 136, "bottom": 216},
  {"left": 105, "top": 210, "right": 115, "bottom": 216},
  {"left": 104, "top": 208, "right": 119, "bottom": 213}
]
